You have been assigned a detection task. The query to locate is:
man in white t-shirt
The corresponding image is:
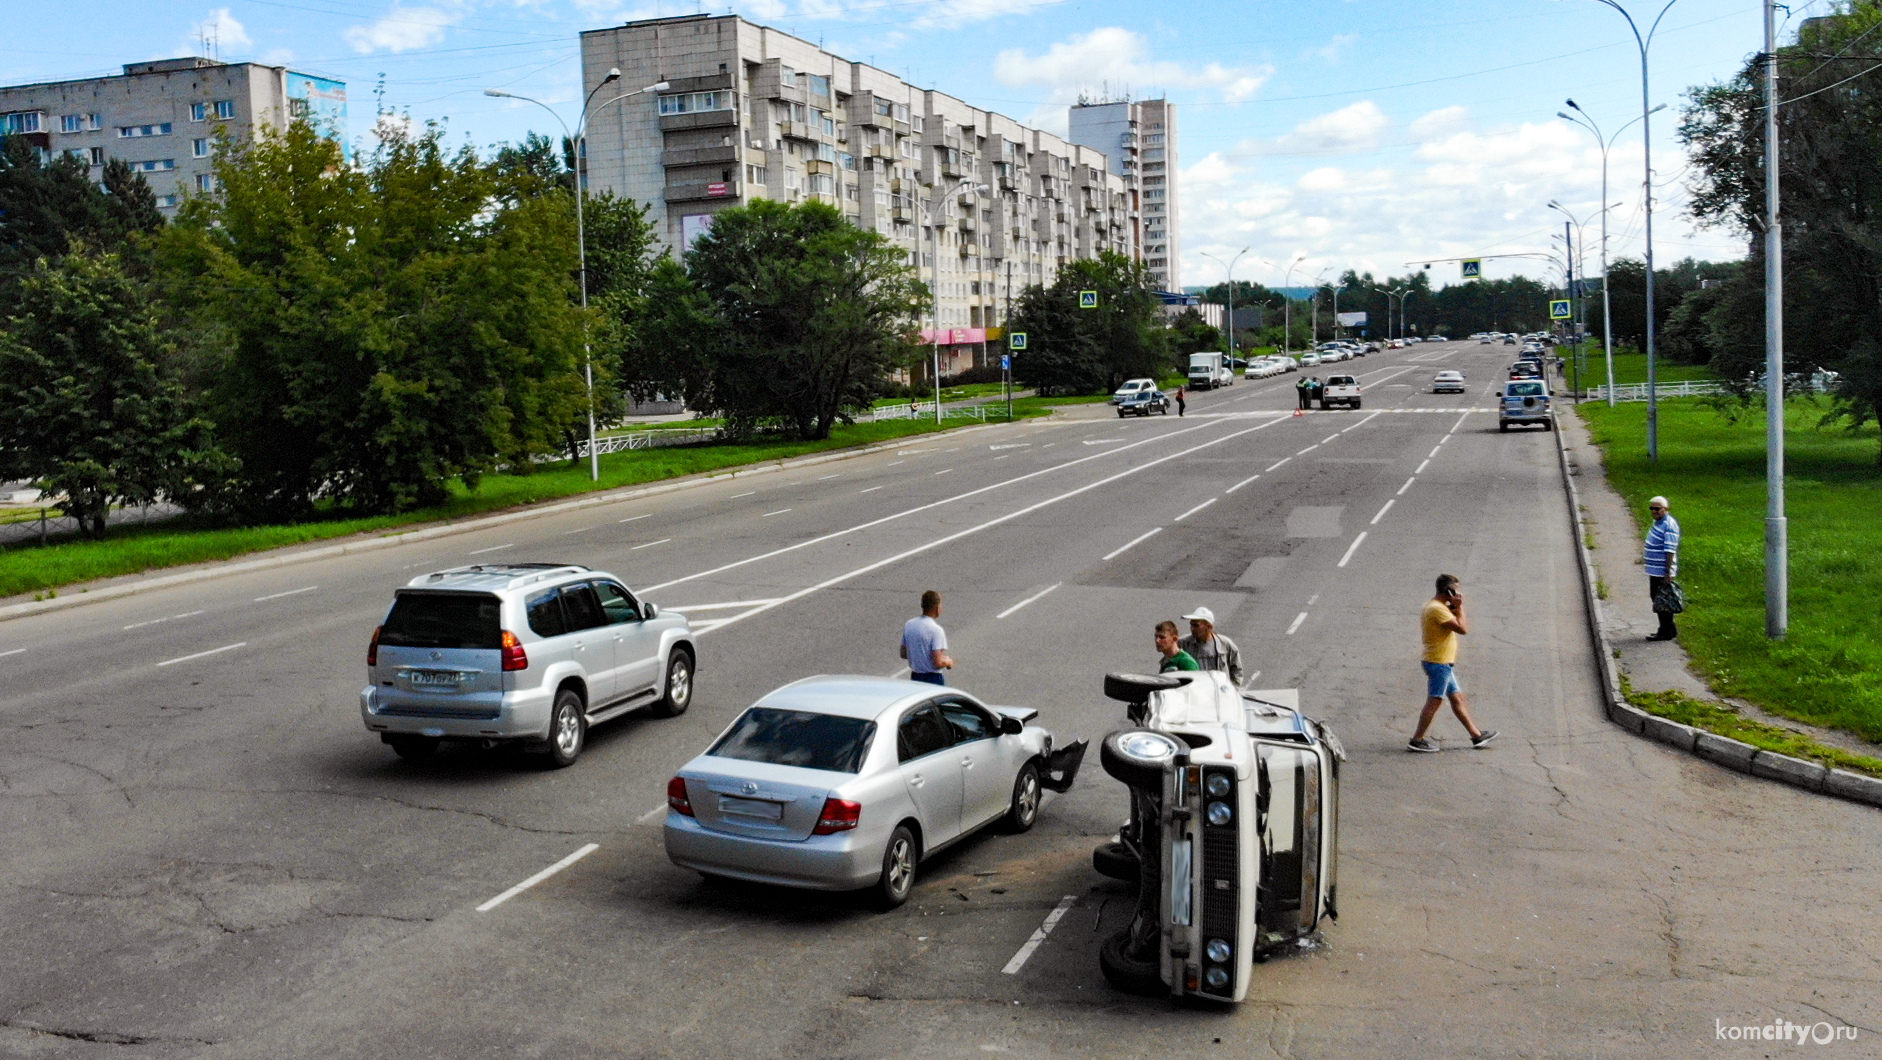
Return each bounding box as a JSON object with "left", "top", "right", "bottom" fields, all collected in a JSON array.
[{"left": 900, "top": 589, "right": 954, "bottom": 685}]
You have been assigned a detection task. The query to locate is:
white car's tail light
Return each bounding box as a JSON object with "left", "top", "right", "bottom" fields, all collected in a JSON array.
[
  {"left": 812, "top": 797, "right": 861, "bottom": 835},
  {"left": 667, "top": 775, "right": 694, "bottom": 816}
]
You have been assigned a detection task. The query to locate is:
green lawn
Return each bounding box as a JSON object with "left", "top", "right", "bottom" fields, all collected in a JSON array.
[
  {"left": 1578, "top": 397, "right": 1882, "bottom": 743},
  {"left": 1575, "top": 344, "right": 1716, "bottom": 388},
  {"left": 0, "top": 411, "right": 1046, "bottom": 600}
]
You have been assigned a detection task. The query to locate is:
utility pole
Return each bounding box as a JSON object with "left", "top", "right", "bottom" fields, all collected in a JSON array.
[{"left": 1763, "top": 0, "right": 1787, "bottom": 638}]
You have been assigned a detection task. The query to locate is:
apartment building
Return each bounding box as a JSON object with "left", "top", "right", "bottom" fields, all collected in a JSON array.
[
  {"left": 580, "top": 14, "right": 1137, "bottom": 373},
  {"left": 0, "top": 58, "right": 346, "bottom": 213},
  {"left": 1068, "top": 96, "right": 1178, "bottom": 293}
]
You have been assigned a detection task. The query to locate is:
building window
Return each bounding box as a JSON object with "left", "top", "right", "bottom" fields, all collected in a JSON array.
[
  {"left": 191, "top": 103, "right": 208, "bottom": 122},
  {"left": 157, "top": 193, "right": 180, "bottom": 208},
  {"left": 195, "top": 173, "right": 215, "bottom": 192},
  {"left": 807, "top": 74, "right": 830, "bottom": 97},
  {"left": 134, "top": 159, "right": 176, "bottom": 172},
  {"left": 2, "top": 111, "right": 44, "bottom": 134},
  {"left": 192, "top": 138, "right": 210, "bottom": 158},
  {"left": 289, "top": 98, "right": 310, "bottom": 118},
  {"left": 88, "top": 146, "right": 105, "bottom": 165},
  {"left": 118, "top": 123, "right": 172, "bottom": 138},
  {"left": 61, "top": 114, "right": 85, "bottom": 133},
  {"left": 747, "top": 164, "right": 767, "bottom": 184},
  {"left": 214, "top": 100, "right": 235, "bottom": 120},
  {"left": 658, "top": 91, "right": 732, "bottom": 115},
  {"left": 875, "top": 98, "right": 894, "bottom": 117}
]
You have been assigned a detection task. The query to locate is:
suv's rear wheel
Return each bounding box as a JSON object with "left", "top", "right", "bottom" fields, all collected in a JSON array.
[
  {"left": 544, "top": 688, "right": 585, "bottom": 768},
  {"left": 650, "top": 648, "right": 693, "bottom": 718}
]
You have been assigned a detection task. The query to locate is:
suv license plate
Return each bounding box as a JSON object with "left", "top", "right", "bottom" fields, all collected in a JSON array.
[{"left": 408, "top": 670, "right": 462, "bottom": 687}]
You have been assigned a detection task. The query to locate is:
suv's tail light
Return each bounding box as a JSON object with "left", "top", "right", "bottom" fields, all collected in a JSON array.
[
  {"left": 812, "top": 797, "right": 862, "bottom": 835},
  {"left": 367, "top": 626, "right": 382, "bottom": 667},
  {"left": 500, "top": 630, "right": 528, "bottom": 671},
  {"left": 667, "top": 775, "right": 694, "bottom": 816}
]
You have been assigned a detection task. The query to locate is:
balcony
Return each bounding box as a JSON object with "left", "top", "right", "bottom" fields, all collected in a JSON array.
[
  {"left": 660, "top": 110, "right": 737, "bottom": 132},
  {"left": 958, "top": 241, "right": 979, "bottom": 257},
  {"left": 806, "top": 158, "right": 834, "bottom": 175},
  {"left": 866, "top": 143, "right": 894, "bottom": 159},
  {"left": 665, "top": 72, "right": 734, "bottom": 94},
  {"left": 780, "top": 121, "right": 817, "bottom": 142},
  {"left": 665, "top": 180, "right": 738, "bottom": 203},
  {"left": 891, "top": 204, "right": 915, "bottom": 222},
  {"left": 661, "top": 144, "right": 740, "bottom": 167}
]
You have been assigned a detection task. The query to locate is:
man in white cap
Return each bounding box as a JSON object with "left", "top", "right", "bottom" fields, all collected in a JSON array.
[
  {"left": 1644, "top": 495, "right": 1681, "bottom": 641},
  {"left": 1179, "top": 606, "right": 1244, "bottom": 687}
]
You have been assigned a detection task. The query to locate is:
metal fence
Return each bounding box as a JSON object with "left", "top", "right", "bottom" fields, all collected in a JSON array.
[
  {"left": 0, "top": 501, "right": 185, "bottom": 548},
  {"left": 1586, "top": 380, "right": 1727, "bottom": 402},
  {"left": 871, "top": 402, "right": 1010, "bottom": 422},
  {"left": 574, "top": 427, "right": 721, "bottom": 457}
]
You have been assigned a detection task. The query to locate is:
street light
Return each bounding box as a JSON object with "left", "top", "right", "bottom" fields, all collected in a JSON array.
[
  {"left": 485, "top": 72, "right": 668, "bottom": 480},
  {"left": 1326, "top": 280, "right": 1349, "bottom": 341},
  {"left": 1199, "top": 247, "right": 1249, "bottom": 359},
  {"left": 1560, "top": 100, "right": 1667, "bottom": 406},
  {"left": 1586, "top": 0, "right": 1680, "bottom": 460},
  {"left": 924, "top": 179, "right": 990, "bottom": 424},
  {"left": 1281, "top": 253, "right": 1308, "bottom": 355},
  {"left": 1550, "top": 201, "right": 1595, "bottom": 398},
  {"left": 1372, "top": 286, "right": 1406, "bottom": 340}
]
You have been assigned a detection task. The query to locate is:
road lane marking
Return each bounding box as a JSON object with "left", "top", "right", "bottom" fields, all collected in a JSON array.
[
  {"left": 0, "top": 648, "right": 24, "bottom": 658},
  {"left": 1322, "top": 434, "right": 1340, "bottom": 444},
  {"left": 1307, "top": 594, "right": 1319, "bottom": 606},
  {"left": 124, "top": 609, "right": 206, "bottom": 630},
  {"left": 468, "top": 543, "right": 514, "bottom": 555},
  {"left": 667, "top": 598, "right": 783, "bottom": 611},
  {"left": 1286, "top": 613, "right": 1307, "bottom": 635},
  {"left": 1451, "top": 409, "right": 1472, "bottom": 433},
  {"left": 731, "top": 491, "right": 757, "bottom": 498},
  {"left": 886, "top": 461, "right": 906, "bottom": 467},
  {"left": 945, "top": 448, "right": 961, "bottom": 453},
  {"left": 1226, "top": 473, "right": 1261, "bottom": 494},
  {"left": 818, "top": 474, "right": 841, "bottom": 480},
  {"left": 762, "top": 509, "right": 792, "bottom": 517},
  {"left": 631, "top": 538, "right": 671, "bottom": 550},
  {"left": 1103, "top": 527, "right": 1163, "bottom": 562},
  {"left": 935, "top": 468, "right": 954, "bottom": 476},
  {"left": 254, "top": 586, "right": 318, "bottom": 602},
  {"left": 1297, "top": 445, "right": 1319, "bottom": 455},
  {"left": 860, "top": 486, "right": 884, "bottom": 493},
  {"left": 619, "top": 514, "right": 652, "bottom": 523},
  {"left": 1415, "top": 459, "right": 1431, "bottom": 474},
  {"left": 1002, "top": 895, "right": 1079, "bottom": 975},
  {"left": 1337, "top": 532, "right": 1368, "bottom": 568},
  {"left": 560, "top": 526, "right": 592, "bottom": 535},
  {"left": 1175, "top": 498, "right": 1217, "bottom": 522},
  {"left": 158, "top": 642, "right": 246, "bottom": 667},
  {"left": 1398, "top": 477, "right": 1416, "bottom": 495},
  {"left": 1428, "top": 444, "right": 1444, "bottom": 459},
  {"left": 997, "top": 583, "right": 1062, "bottom": 619},
  {"left": 1370, "top": 500, "right": 1395, "bottom": 525},
  {"left": 1266, "top": 457, "right": 1291, "bottom": 472},
  {"left": 1082, "top": 438, "right": 1123, "bottom": 446},
  {"left": 1340, "top": 410, "right": 1385, "bottom": 432},
  {"left": 635, "top": 806, "right": 666, "bottom": 825},
  {"left": 993, "top": 455, "right": 1011, "bottom": 461},
  {"left": 476, "top": 843, "right": 599, "bottom": 912}
]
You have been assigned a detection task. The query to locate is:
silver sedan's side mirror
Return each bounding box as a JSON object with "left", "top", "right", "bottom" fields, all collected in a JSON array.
[
  {"left": 1001, "top": 715, "right": 1023, "bottom": 735},
  {"left": 642, "top": 602, "right": 658, "bottom": 620}
]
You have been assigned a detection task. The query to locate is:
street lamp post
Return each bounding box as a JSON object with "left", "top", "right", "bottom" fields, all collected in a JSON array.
[
  {"left": 1550, "top": 202, "right": 1595, "bottom": 398},
  {"left": 1589, "top": 0, "right": 1680, "bottom": 460},
  {"left": 1281, "top": 254, "right": 1308, "bottom": 356},
  {"left": 1328, "top": 282, "right": 1349, "bottom": 340},
  {"left": 1200, "top": 247, "right": 1249, "bottom": 359},
  {"left": 1761, "top": 0, "right": 1787, "bottom": 638},
  {"left": 486, "top": 73, "right": 668, "bottom": 480},
  {"left": 925, "top": 179, "right": 989, "bottom": 425},
  {"left": 1562, "top": 100, "right": 1667, "bottom": 406}
]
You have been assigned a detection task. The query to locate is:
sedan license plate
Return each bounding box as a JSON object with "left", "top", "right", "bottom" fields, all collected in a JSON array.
[
  {"left": 718, "top": 795, "right": 783, "bottom": 821},
  {"left": 407, "top": 669, "right": 463, "bottom": 687}
]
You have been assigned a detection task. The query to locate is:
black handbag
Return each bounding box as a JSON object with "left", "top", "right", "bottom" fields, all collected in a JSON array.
[{"left": 1652, "top": 579, "right": 1686, "bottom": 615}]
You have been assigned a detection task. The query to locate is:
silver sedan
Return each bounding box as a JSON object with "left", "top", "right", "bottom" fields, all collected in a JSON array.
[{"left": 664, "top": 676, "right": 1086, "bottom": 908}]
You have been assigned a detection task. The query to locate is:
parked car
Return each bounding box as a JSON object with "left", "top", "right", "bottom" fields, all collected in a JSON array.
[
  {"left": 1298, "top": 352, "right": 1322, "bottom": 367},
  {"left": 1432, "top": 370, "right": 1467, "bottom": 394},
  {"left": 664, "top": 676, "right": 1087, "bottom": 908},
  {"left": 361, "top": 564, "right": 696, "bottom": 767},
  {"left": 1092, "top": 672, "right": 1343, "bottom": 1003},
  {"left": 1112, "top": 378, "right": 1157, "bottom": 406},
  {"left": 1117, "top": 387, "right": 1171, "bottom": 417},
  {"left": 1500, "top": 379, "right": 1553, "bottom": 430},
  {"left": 1321, "top": 374, "right": 1361, "bottom": 409}
]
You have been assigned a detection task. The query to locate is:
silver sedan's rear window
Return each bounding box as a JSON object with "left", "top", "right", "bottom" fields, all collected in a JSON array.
[{"left": 708, "top": 708, "right": 878, "bottom": 773}]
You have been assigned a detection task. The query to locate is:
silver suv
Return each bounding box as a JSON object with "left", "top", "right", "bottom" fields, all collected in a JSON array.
[{"left": 360, "top": 563, "right": 697, "bottom": 767}]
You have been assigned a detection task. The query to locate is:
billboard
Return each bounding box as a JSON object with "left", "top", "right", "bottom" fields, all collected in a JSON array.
[
  {"left": 286, "top": 72, "right": 349, "bottom": 161},
  {"left": 1336, "top": 312, "right": 1368, "bottom": 327},
  {"left": 680, "top": 213, "right": 714, "bottom": 253}
]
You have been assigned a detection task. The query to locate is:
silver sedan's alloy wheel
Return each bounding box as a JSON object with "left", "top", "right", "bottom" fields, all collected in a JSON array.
[
  {"left": 1009, "top": 765, "right": 1041, "bottom": 831},
  {"left": 876, "top": 826, "right": 917, "bottom": 909}
]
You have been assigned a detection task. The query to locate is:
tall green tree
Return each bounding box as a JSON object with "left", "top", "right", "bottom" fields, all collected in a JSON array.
[
  {"left": 0, "top": 249, "right": 208, "bottom": 535},
  {"left": 1009, "top": 252, "right": 1165, "bottom": 394},
  {"left": 0, "top": 138, "right": 165, "bottom": 290},
  {"left": 626, "top": 199, "right": 924, "bottom": 439}
]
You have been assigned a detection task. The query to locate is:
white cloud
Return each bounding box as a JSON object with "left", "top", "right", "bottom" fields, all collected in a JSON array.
[
  {"left": 994, "top": 28, "right": 1269, "bottom": 105},
  {"left": 343, "top": 6, "right": 459, "bottom": 54},
  {"left": 186, "top": 8, "right": 252, "bottom": 56},
  {"left": 1316, "top": 33, "right": 1358, "bottom": 63},
  {"left": 1269, "top": 101, "right": 1391, "bottom": 155},
  {"left": 1409, "top": 105, "right": 1470, "bottom": 141}
]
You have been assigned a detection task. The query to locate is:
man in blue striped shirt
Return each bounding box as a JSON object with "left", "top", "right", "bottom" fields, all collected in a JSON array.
[{"left": 1644, "top": 495, "right": 1681, "bottom": 641}]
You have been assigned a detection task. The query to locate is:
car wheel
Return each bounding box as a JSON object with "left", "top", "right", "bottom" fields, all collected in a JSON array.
[
  {"left": 1544, "top": 419, "right": 1556, "bottom": 432},
  {"left": 874, "top": 824, "right": 918, "bottom": 909},
  {"left": 1159, "top": 405, "right": 1168, "bottom": 415},
  {"left": 1102, "top": 671, "right": 1184, "bottom": 705},
  {"left": 1099, "top": 929, "right": 1165, "bottom": 996},
  {"left": 650, "top": 648, "right": 693, "bottom": 718},
  {"left": 1100, "top": 729, "right": 1183, "bottom": 790},
  {"left": 1004, "top": 762, "right": 1042, "bottom": 833},
  {"left": 1118, "top": 409, "right": 1127, "bottom": 418},
  {"left": 1092, "top": 840, "right": 1140, "bottom": 882},
  {"left": 544, "top": 688, "right": 585, "bottom": 768},
  {"left": 1353, "top": 400, "right": 1362, "bottom": 409},
  {"left": 388, "top": 735, "right": 439, "bottom": 760},
  {"left": 1499, "top": 422, "right": 1509, "bottom": 432}
]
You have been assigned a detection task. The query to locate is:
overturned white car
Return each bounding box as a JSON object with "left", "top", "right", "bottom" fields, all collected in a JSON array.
[{"left": 1093, "top": 670, "right": 1344, "bottom": 1003}]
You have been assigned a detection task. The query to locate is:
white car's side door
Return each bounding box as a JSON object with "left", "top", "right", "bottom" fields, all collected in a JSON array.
[
  {"left": 896, "top": 705, "right": 963, "bottom": 845},
  {"left": 936, "top": 698, "right": 1010, "bottom": 829}
]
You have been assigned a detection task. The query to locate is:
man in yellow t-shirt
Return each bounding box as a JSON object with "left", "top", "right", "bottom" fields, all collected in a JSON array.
[{"left": 1408, "top": 573, "right": 1496, "bottom": 752}]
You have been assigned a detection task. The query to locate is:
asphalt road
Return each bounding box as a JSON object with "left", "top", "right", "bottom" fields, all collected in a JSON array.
[{"left": 2, "top": 344, "right": 1877, "bottom": 1059}]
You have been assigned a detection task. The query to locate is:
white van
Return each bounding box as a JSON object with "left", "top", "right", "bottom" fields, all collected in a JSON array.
[{"left": 1187, "top": 352, "right": 1233, "bottom": 390}]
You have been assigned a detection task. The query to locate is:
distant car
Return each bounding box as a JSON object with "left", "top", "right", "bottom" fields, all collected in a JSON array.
[
  {"left": 1112, "top": 378, "right": 1157, "bottom": 406},
  {"left": 1429, "top": 335, "right": 1448, "bottom": 342},
  {"left": 1298, "top": 352, "right": 1322, "bottom": 367},
  {"left": 1503, "top": 335, "right": 1517, "bottom": 345},
  {"left": 1509, "top": 361, "right": 1542, "bottom": 380},
  {"left": 1500, "top": 379, "right": 1553, "bottom": 430},
  {"left": 361, "top": 564, "right": 697, "bottom": 767},
  {"left": 664, "top": 676, "right": 1086, "bottom": 908},
  {"left": 1117, "top": 387, "right": 1170, "bottom": 417},
  {"left": 1432, "top": 370, "right": 1467, "bottom": 394},
  {"left": 1406, "top": 336, "right": 1423, "bottom": 345}
]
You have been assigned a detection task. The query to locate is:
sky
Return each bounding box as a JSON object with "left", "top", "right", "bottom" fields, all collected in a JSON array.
[{"left": 6, "top": 1, "right": 1792, "bottom": 291}]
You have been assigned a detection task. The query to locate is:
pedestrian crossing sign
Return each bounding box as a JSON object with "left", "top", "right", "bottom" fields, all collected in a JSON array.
[
  {"left": 1461, "top": 258, "right": 1482, "bottom": 278},
  {"left": 1550, "top": 299, "right": 1572, "bottom": 320},
  {"left": 1078, "top": 290, "right": 1098, "bottom": 309},
  {"left": 1008, "top": 331, "right": 1027, "bottom": 351}
]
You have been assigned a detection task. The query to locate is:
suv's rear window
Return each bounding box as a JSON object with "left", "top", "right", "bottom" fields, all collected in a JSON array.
[
  {"left": 1506, "top": 382, "right": 1546, "bottom": 396},
  {"left": 708, "top": 708, "right": 877, "bottom": 774},
  {"left": 380, "top": 592, "right": 501, "bottom": 650}
]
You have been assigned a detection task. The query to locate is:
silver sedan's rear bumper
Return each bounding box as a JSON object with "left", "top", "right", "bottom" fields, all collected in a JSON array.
[{"left": 663, "top": 813, "right": 881, "bottom": 891}]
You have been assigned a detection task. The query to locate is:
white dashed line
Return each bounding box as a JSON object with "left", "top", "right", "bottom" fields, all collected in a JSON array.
[
  {"left": 0, "top": 648, "right": 25, "bottom": 658},
  {"left": 158, "top": 642, "right": 246, "bottom": 668},
  {"left": 997, "top": 583, "right": 1062, "bottom": 619},
  {"left": 731, "top": 491, "right": 757, "bottom": 498},
  {"left": 1307, "top": 594, "right": 1320, "bottom": 606},
  {"left": 1286, "top": 612, "right": 1308, "bottom": 635},
  {"left": 124, "top": 610, "right": 205, "bottom": 630},
  {"left": 1266, "top": 457, "right": 1291, "bottom": 472},
  {"left": 1451, "top": 410, "right": 1472, "bottom": 433},
  {"left": 762, "top": 508, "right": 792, "bottom": 517},
  {"left": 1415, "top": 459, "right": 1430, "bottom": 474},
  {"left": 561, "top": 526, "right": 592, "bottom": 535},
  {"left": 1297, "top": 445, "right": 1319, "bottom": 455},
  {"left": 1103, "top": 527, "right": 1164, "bottom": 562},
  {"left": 1370, "top": 500, "right": 1395, "bottom": 525},
  {"left": 635, "top": 807, "right": 666, "bottom": 825},
  {"left": 476, "top": 843, "right": 599, "bottom": 913},
  {"left": 619, "top": 513, "right": 652, "bottom": 523},
  {"left": 994, "top": 455, "right": 1011, "bottom": 460},
  {"left": 469, "top": 543, "right": 514, "bottom": 555},
  {"left": 1428, "top": 444, "right": 1444, "bottom": 459},
  {"left": 886, "top": 461, "right": 905, "bottom": 467},
  {"left": 1322, "top": 434, "right": 1340, "bottom": 444},
  {"left": 1337, "top": 532, "right": 1367, "bottom": 568},
  {"left": 860, "top": 486, "right": 884, "bottom": 493},
  {"left": 818, "top": 474, "right": 840, "bottom": 480},
  {"left": 1398, "top": 477, "right": 1416, "bottom": 496},
  {"left": 631, "top": 538, "right": 671, "bottom": 550},
  {"left": 254, "top": 586, "right": 317, "bottom": 602},
  {"left": 935, "top": 468, "right": 954, "bottom": 476},
  {"left": 1002, "top": 895, "right": 1079, "bottom": 975},
  {"left": 1174, "top": 498, "right": 1217, "bottom": 522},
  {"left": 1226, "top": 473, "right": 1261, "bottom": 494}
]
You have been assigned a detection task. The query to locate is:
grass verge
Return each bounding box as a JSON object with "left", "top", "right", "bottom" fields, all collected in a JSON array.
[
  {"left": 1, "top": 410, "right": 1048, "bottom": 600},
  {"left": 1579, "top": 396, "right": 1882, "bottom": 743},
  {"left": 1623, "top": 678, "right": 1882, "bottom": 779},
  {"left": 1577, "top": 344, "right": 1716, "bottom": 387}
]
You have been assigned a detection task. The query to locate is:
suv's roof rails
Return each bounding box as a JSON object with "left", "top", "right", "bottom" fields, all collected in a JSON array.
[{"left": 413, "top": 563, "right": 591, "bottom": 589}]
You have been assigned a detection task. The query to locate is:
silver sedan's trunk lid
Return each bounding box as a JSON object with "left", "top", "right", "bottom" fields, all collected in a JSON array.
[{"left": 682, "top": 761, "right": 839, "bottom": 842}]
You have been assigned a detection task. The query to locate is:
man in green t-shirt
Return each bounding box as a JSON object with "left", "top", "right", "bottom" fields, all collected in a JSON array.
[{"left": 1154, "top": 620, "right": 1199, "bottom": 673}]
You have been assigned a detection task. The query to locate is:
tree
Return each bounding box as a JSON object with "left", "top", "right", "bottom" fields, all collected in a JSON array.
[
  {"left": 0, "top": 249, "right": 207, "bottom": 535},
  {"left": 1010, "top": 252, "right": 1165, "bottom": 394},
  {"left": 0, "top": 137, "right": 165, "bottom": 291},
  {"left": 1167, "top": 307, "right": 1222, "bottom": 359},
  {"left": 626, "top": 199, "right": 925, "bottom": 439}
]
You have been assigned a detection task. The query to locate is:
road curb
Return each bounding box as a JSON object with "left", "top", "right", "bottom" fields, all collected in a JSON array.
[
  {"left": 0, "top": 421, "right": 1006, "bottom": 625},
  {"left": 1552, "top": 407, "right": 1881, "bottom": 811}
]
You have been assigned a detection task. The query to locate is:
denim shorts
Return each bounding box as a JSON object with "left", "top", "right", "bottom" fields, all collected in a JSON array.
[{"left": 1422, "top": 661, "right": 1461, "bottom": 698}]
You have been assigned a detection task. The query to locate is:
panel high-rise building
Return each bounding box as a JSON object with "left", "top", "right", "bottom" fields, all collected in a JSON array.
[
  {"left": 579, "top": 14, "right": 1137, "bottom": 374},
  {"left": 0, "top": 58, "right": 346, "bottom": 214},
  {"left": 1068, "top": 96, "right": 1177, "bottom": 292}
]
